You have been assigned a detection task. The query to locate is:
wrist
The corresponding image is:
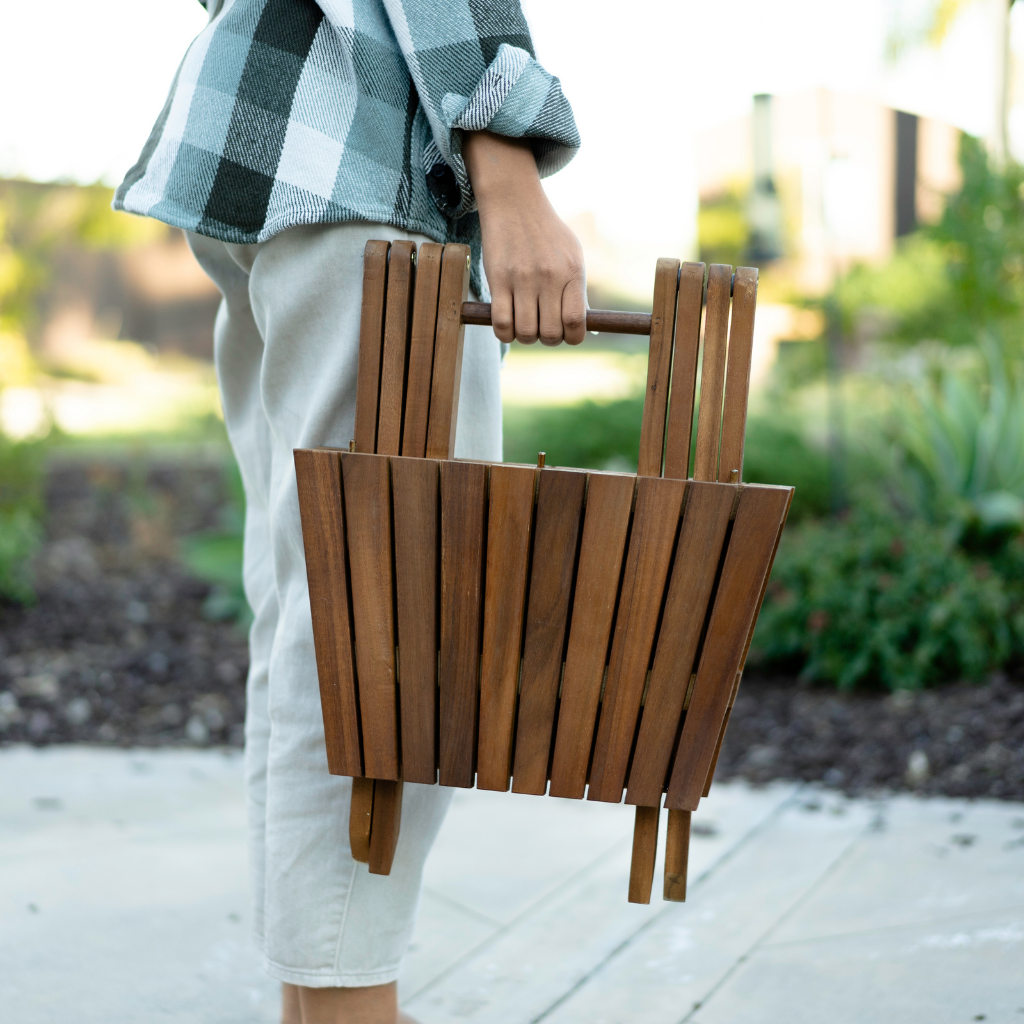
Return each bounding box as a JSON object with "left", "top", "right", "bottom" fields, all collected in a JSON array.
[{"left": 464, "top": 131, "right": 543, "bottom": 208}]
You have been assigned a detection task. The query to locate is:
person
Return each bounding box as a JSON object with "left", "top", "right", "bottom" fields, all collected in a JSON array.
[{"left": 113, "top": 1, "right": 584, "bottom": 1021}]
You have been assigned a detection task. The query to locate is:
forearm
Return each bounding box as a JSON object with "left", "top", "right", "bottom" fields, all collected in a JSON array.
[{"left": 463, "top": 131, "right": 586, "bottom": 345}]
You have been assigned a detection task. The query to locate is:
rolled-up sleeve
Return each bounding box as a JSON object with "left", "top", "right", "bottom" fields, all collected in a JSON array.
[{"left": 381, "top": 0, "right": 581, "bottom": 218}]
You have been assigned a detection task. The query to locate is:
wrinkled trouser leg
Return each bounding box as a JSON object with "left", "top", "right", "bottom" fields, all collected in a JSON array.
[{"left": 187, "top": 222, "right": 502, "bottom": 986}]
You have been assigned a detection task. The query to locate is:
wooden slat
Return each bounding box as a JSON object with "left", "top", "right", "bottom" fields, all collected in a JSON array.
[
  {"left": 349, "top": 777, "right": 374, "bottom": 863},
  {"left": 293, "top": 449, "right": 362, "bottom": 777},
  {"left": 702, "top": 698, "right": 736, "bottom": 798},
  {"left": 354, "top": 240, "right": 390, "bottom": 454},
  {"left": 376, "top": 240, "right": 416, "bottom": 456},
  {"left": 701, "top": 490, "right": 792, "bottom": 798},
  {"left": 477, "top": 465, "right": 536, "bottom": 792},
  {"left": 368, "top": 779, "right": 403, "bottom": 875},
  {"left": 666, "top": 485, "right": 793, "bottom": 811},
  {"left": 548, "top": 473, "right": 636, "bottom": 799},
  {"left": 636, "top": 258, "right": 680, "bottom": 477},
  {"left": 587, "top": 476, "right": 686, "bottom": 803},
  {"left": 426, "top": 244, "right": 471, "bottom": 460},
  {"left": 663, "top": 262, "right": 706, "bottom": 480},
  {"left": 718, "top": 267, "right": 758, "bottom": 482},
  {"left": 438, "top": 459, "right": 487, "bottom": 788},
  {"left": 627, "top": 806, "right": 660, "bottom": 904},
  {"left": 663, "top": 809, "right": 691, "bottom": 902},
  {"left": 402, "top": 242, "right": 444, "bottom": 458},
  {"left": 692, "top": 264, "right": 732, "bottom": 481},
  {"left": 391, "top": 456, "right": 439, "bottom": 785},
  {"left": 511, "top": 469, "right": 587, "bottom": 795},
  {"left": 341, "top": 451, "right": 399, "bottom": 780},
  {"left": 625, "top": 481, "right": 734, "bottom": 806}
]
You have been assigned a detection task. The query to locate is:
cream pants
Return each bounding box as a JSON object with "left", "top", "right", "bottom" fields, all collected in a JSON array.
[{"left": 187, "top": 223, "right": 503, "bottom": 987}]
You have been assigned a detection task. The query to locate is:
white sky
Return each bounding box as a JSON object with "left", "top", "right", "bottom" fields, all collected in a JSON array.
[{"left": 0, "top": 0, "right": 1012, "bottom": 256}]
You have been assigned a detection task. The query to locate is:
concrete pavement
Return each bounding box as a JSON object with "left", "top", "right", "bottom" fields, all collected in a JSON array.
[{"left": 1, "top": 746, "right": 1021, "bottom": 1023}]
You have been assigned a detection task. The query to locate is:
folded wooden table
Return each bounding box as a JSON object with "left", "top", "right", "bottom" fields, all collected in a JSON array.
[{"left": 295, "top": 241, "right": 793, "bottom": 904}]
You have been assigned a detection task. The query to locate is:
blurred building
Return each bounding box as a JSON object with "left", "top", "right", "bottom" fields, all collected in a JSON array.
[{"left": 696, "top": 89, "right": 962, "bottom": 291}]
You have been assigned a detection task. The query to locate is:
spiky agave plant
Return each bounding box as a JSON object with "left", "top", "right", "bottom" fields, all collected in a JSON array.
[{"left": 891, "top": 339, "right": 1024, "bottom": 538}]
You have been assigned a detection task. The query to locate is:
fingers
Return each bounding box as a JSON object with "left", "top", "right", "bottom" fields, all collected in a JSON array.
[
  {"left": 490, "top": 289, "right": 515, "bottom": 345},
  {"left": 538, "top": 284, "right": 563, "bottom": 346},
  {"left": 514, "top": 294, "right": 540, "bottom": 345},
  {"left": 561, "top": 276, "right": 587, "bottom": 346}
]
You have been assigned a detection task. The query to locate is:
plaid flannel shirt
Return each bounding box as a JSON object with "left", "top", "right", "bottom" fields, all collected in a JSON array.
[{"left": 113, "top": 0, "right": 580, "bottom": 289}]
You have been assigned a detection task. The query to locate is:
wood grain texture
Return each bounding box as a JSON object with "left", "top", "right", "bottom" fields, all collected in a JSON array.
[
  {"left": 625, "top": 481, "right": 734, "bottom": 806},
  {"left": 349, "top": 777, "right": 374, "bottom": 863},
  {"left": 354, "top": 240, "right": 390, "bottom": 454},
  {"left": 587, "top": 476, "right": 686, "bottom": 803},
  {"left": 341, "top": 452, "right": 399, "bottom": 781},
  {"left": 666, "top": 485, "right": 793, "bottom": 811},
  {"left": 368, "top": 779, "right": 403, "bottom": 875},
  {"left": 692, "top": 264, "right": 733, "bottom": 481},
  {"left": 628, "top": 806, "right": 660, "bottom": 904},
  {"left": 477, "top": 465, "right": 536, "bottom": 792},
  {"left": 637, "top": 258, "right": 680, "bottom": 477},
  {"left": 663, "top": 262, "right": 706, "bottom": 480},
  {"left": 376, "top": 240, "right": 415, "bottom": 456},
  {"left": 702, "top": 703, "right": 734, "bottom": 799},
  {"left": 391, "top": 456, "right": 439, "bottom": 785},
  {"left": 548, "top": 472, "right": 636, "bottom": 799},
  {"left": 663, "top": 809, "right": 691, "bottom": 902},
  {"left": 718, "top": 266, "right": 758, "bottom": 482},
  {"left": 438, "top": 459, "right": 487, "bottom": 788},
  {"left": 402, "top": 242, "right": 443, "bottom": 458},
  {"left": 701, "top": 491, "right": 792, "bottom": 799},
  {"left": 294, "top": 448, "right": 362, "bottom": 777},
  {"left": 511, "top": 469, "right": 587, "bottom": 795},
  {"left": 426, "top": 244, "right": 471, "bottom": 460}
]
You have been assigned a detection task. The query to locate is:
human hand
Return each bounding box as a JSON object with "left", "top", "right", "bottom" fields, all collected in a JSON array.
[{"left": 463, "top": 131, "right": 586, "bottom": 346}]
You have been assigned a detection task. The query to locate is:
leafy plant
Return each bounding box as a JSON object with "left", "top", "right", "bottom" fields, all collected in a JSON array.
[
  {"left": 504, "top": 397, "right": 643, "bottom": 470},
  {"left": 179, "top": 461, "right": 251, "bottom": 628},
  {"left": 751, "top": 504, "right": 1024, "bottom": 690},
  {"left": 884, "top": 341, "right": 1024, "bottom": 538},
  {"left": 0, "top": 430, "right": 45, "bottom": 604}
]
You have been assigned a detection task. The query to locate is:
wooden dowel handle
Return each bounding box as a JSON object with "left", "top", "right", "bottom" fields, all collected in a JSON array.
[{"left": 461, "top": 302, "right": 652, "bottom": 337}]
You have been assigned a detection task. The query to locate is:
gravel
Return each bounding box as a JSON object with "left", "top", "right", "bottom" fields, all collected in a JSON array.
[{"left": 2, "top": 457, "right": 1022, "bottom": 800}]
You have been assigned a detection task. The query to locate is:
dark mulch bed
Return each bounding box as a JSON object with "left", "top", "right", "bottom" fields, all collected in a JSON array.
[
  {"left": 2, "top": 458, "right": 1023, "bottom": 800},
  {"left": 0, "top": 457, "right": 247, "bottom": 748},
  {"left": 717, "top": 674, "right": 1024, "bottom": 801}
]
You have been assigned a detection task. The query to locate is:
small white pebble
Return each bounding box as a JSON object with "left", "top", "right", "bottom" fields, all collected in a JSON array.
[
  {"left": 64, "top": 697, "right": 92, "bottom": 726},
  {"left": 185, "top": 715, "right": 210, "bottom": 745},
  {"left": 906, "top": 749, "right": 930, "bottom": 786}
]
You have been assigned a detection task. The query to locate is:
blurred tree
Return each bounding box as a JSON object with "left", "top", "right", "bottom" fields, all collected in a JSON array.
[
  {"left": 0, "top": 181, "right": 164, "bottom": 336},
  {"left": 827, "top": 134, "right": 1024, "bottom": 351}
]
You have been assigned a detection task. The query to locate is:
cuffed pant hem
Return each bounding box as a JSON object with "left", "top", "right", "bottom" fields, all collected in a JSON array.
[{"left": 263, "top": 957, "right": 402, "bottom": 989}]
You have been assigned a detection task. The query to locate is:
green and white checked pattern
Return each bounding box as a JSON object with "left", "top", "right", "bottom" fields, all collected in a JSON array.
[{"left": 113, "top": 0, "right": 579, "bottom": 282}]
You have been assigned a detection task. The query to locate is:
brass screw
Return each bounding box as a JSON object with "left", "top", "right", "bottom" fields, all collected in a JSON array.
[
  {"left": 466, "top": 254, "right": 471, "bottom": 270},
  {"left": 537, "top": 452, "right": 546, "bottom": 468},
  {"left": 411, "top": 249, "right": 417, "bottom": 265},
  {"left": 349, "top": 439, "right": 356, "bottom": 452}
]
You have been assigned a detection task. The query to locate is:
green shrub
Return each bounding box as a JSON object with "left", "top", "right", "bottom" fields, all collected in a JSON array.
[
  {"left": 0, "top": 432, "right": 45, "bottom": 604},
  {"left": 179, "top": 460, "right": 251, "bottom": 627},
  {"left": 751, "top": 505, "right": 1024, "bottom": 690},
  {"left": 504, "top": 398, "right": 643, "bottom": 470},
  {"left": 741, "top": 416, "right": 831, "bottom": 520}
]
